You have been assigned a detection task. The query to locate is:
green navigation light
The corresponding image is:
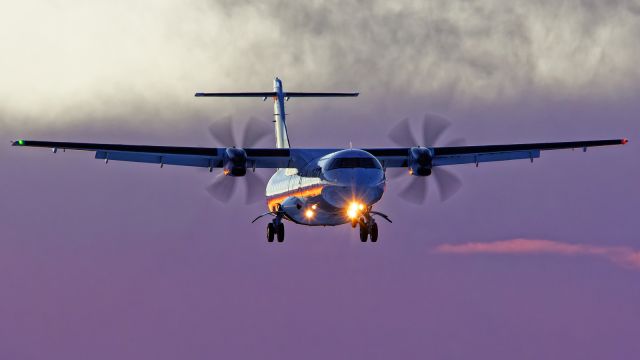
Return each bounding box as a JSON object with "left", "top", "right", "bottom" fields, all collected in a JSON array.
[{"left": 17, "top": 140, "right": 24, "bottom": 145}]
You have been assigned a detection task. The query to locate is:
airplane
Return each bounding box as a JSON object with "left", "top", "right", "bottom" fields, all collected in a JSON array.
[{"left": 12, "top": 77, "right": 628, "bottom": 243}]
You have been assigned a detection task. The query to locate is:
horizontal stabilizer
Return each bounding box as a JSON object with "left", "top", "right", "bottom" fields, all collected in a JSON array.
[
  {"left": 195, "top": 92, "right": 276, "bottom": 97},
  {"left": 284, "top": 92, "right": 359, "bottom": 97},
  {"left": 194, "top": 92, "right": 359, "bottom": 98}
]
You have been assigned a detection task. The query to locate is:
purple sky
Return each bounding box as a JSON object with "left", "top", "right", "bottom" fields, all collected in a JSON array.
[{"left": 1, "top": 1, "right": 639, "bottom": 359}]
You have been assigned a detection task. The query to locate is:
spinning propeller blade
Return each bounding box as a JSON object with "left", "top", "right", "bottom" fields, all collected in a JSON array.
[
  {"left": 388, "top": 118, "right": 417, "bottom": 147},
  {"left": 205, "top": 117, "right": 272, "bottom": 204},
  {"left": 387, "top": 113, "right": 465, "bottom": 204},
  {"left": 432, "top": 167, "right": 463, "bottom": 202},
  {"left": 244, "top": 171, "right": 267, "bottom": 204},
  {"left": 206, "top": 174, "right": 237, "bottom": 203},
  {"left": 422, "top": 113, "right": 450, "bottom": 146},
  {"left": 398, "top": 177, "right": 427, "bottom": 204},
  {"left": 242, "top": 116, "right": 272, "bottom": 148},
  {"left": 208, "top": 116, "right": 236, "bottom": 147}
]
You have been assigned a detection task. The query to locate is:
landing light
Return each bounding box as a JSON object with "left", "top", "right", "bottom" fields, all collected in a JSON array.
[
  {"left": 347, "top": 201, "right": 363, "bottom": 219},
  {"left": 305, "top": 209, "right": 314, "bottom": 219}
]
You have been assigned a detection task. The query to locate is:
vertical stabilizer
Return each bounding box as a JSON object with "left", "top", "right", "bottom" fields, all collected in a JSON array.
[{"left": 273, "top": 77, "right": 290, "bottom": 148}]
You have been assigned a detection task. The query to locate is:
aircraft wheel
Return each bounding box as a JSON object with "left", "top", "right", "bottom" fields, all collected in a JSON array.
[
  {"left": 370, "top": 223, "right": 378, "bottom": 242},
  {"left": 276, "top": 223, "right": 285, "bottom": 242},
  {"left": 267, "top": 223, "right": 275, "bottom": 243},
  {"left": 359, "top": 225, "right": 368, "bottom": 242}
]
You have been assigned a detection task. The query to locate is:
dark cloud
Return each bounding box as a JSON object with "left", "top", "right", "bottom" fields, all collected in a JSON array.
[{"left": 1, "top": 0, "right": 638, "bottom": 129}]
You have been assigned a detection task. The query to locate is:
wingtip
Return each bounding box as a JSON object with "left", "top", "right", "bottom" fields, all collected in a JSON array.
[
  {"left": 621, "top": 138, "right": 629, "bottom": 145},
  {"left": 12, "top": 140, "right": 25, "bottom": 146}
]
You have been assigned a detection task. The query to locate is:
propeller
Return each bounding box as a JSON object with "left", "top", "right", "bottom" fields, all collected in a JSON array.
[
  {"left": 387, "top": 113, "right": 465, "bottom": 204},
  {"left": 206, "top": 116, "right": 272, "bottom": 204}
]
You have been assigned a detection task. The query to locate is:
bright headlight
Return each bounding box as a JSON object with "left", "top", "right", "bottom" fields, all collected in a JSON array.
[{"left": 347, "top": 202, "right": 361, "bottom": 219}]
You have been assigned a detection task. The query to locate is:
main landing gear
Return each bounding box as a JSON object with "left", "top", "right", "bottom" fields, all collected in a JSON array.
[
  {"left": 265, "top": 205, "right": 285, "bottom": 243},
  {"left": 267, "top": 220, "right": 285, "bottom": 243},
  {"left": 252, "top": 205, "right": 286, "bottom": 243},
  {"left": 356, "top": 212, "right": 378, "bottom": 243}
]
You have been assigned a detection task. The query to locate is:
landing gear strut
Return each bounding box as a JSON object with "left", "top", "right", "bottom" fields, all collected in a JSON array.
[
  {"left": 358, "top": 212, "right": 378, "bottom": 243},
  {"left": 265, "top": 206, "right": 285, "bottom": 243}
]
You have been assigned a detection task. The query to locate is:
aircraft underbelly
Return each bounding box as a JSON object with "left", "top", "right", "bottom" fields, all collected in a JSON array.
[{"left": 279, "top": 193, "right": 348, "bottom": 226}]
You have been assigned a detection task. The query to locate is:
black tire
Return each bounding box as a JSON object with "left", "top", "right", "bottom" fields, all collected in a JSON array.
[
  {"left": 359, "top": 226, "right": 368, "bottom": 242},
  {"left": 267, "top": 223, "right": 275, "bottom": 242},
  {"left": 370, "top": 223, "right": 378, "bottom": 242},
  {"left": 276, "top": 223, "right": 285, "bottom": 242}
]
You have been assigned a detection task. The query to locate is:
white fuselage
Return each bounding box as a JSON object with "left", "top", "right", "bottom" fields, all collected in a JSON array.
[{"left": 265, "top": 149, "right": 385, "bottom": 225}]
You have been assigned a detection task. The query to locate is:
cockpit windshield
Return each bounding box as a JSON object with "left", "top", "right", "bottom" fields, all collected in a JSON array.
[{"left": 327, "top": 157, "right": 381, "bottom": 170}]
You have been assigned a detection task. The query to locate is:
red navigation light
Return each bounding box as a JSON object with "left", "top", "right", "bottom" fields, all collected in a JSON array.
[{"left": 621, "top": 138, "right": 629, "bottom": 145}]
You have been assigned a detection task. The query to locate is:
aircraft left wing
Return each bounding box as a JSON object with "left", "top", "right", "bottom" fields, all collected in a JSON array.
[
  {"left": 11, "top": 140, "right": 292, "bottom": 169},
  {"left": 364, "top": 139, "right": 628, "bottom": 168}
]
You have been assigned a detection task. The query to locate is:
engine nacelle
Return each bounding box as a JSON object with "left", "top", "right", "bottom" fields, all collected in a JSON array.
[
  {"left": 408, "top": 147, "right": 433, "bottom": 176},
  {"left": 223, "top": 147, "right": 248, "bottom": 176}
]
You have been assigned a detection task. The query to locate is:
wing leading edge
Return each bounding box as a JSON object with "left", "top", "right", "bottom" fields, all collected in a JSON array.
[{"left": 12, "top": 138, "right": 627, "bottom": 169}]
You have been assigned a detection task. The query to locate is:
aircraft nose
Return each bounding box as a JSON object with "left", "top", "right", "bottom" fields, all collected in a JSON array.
[{"left": 321, "top": 181, "right": 384, "bottom": 209}]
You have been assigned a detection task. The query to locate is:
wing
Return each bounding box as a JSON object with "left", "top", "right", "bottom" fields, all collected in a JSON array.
[
  {"left": 12, "top": 140, "right": 291, "bottom": 169},
  {"left": 12, "top": 138, "right": 627, "bottom": 170},
  {"left": 364, "top": 139, "right": 628, "bottom": 168}
]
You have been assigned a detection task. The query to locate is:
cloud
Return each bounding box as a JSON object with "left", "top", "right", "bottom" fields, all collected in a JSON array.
[
  {"left": 1, "top": 0, "right": 639, "bottom": 128},
  {"left": 434, "top": 238, "right": 640, "bottom": 270}
]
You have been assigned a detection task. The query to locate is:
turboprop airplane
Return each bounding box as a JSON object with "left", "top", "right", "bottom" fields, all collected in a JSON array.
[{"left": 12, "top": 78, "right": 628, "bottom": 243}]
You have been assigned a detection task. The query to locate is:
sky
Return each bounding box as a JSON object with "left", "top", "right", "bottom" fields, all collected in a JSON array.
[{"left": 1, "top": 0, "right": 639, "bottom": 359}]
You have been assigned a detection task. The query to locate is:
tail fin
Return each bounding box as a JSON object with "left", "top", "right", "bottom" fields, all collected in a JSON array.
[{"left": 195, "top": 78, "right": 358, "bottom": 149}]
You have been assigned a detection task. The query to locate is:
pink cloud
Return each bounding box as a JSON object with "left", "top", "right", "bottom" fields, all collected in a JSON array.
[{"left": 434, "top": 239, "right": 640, "bottom": 270}]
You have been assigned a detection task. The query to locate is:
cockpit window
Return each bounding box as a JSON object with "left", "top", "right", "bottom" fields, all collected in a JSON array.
[{"left": 327, "top": 157, "right": 380, "bottom": 170}]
